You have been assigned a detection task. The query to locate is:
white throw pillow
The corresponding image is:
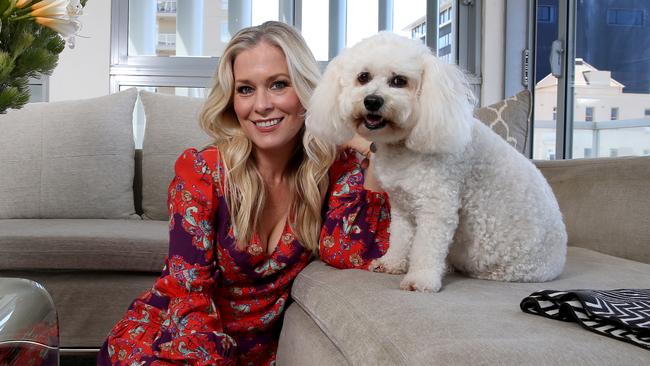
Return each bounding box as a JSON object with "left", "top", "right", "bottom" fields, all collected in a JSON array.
[{"left": 0, "top": 88, "right": 139, "bottom": 219}]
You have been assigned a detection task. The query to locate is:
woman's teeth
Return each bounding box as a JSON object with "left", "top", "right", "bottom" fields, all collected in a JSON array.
[{"left": 255, "top": 118, "right": 281, "bottom": 127}]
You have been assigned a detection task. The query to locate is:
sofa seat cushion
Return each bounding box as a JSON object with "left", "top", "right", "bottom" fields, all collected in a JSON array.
[
  {"left": 0, "top": 219, "right": 168, "bottom": 272},
  {"left": 288, "top": 247, "right": 650, "bottom": 365}
]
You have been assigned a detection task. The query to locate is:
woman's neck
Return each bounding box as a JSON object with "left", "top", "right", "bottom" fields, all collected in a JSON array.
[{"left": 253, "top": 142, "right": 298, "bottom": 186}]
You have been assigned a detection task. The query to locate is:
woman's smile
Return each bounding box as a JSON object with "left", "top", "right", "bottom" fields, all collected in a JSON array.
[{"left": 253, "top": 116, "right": 284, "bottom": 130}]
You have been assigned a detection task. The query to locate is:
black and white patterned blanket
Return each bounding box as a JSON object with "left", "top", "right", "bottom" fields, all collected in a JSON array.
[{"left": 520, "top": 289, "right": 650, "bottom": 350}]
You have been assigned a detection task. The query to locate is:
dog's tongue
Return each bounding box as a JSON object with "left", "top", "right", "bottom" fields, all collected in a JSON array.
[{"left": 365, "top": 114, "right": 383, "bottom": 127}]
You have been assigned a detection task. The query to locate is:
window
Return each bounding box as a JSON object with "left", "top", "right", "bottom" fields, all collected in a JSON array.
[
  {"left": 300, "top": 0, "right": 329, "bottom": 60},
  {"left": 113, "top": 0, "right": 480, "bottom": 147},
  {"left": 28, "top": 76, "right": 48, "bottom": 103},
  {"left": 584, "top": 148, "right": 592, "bottom": 158},
  {"left": 439, "top": 7, "right": 452, "bottom": 24},
  {"left": 346, "top": 0, "right": 378, "bottom": 47},
  {"left": 537, "top": 5, "right": 556, "bottom": 23},
  {"left": 533, "top": 0, "right": 650, "bottom": 160},
  {"left": 610, "top": 148, "right": 619, "bottom": 157},
  {"left": 438, "top": 33, "right": 452, "bottom": 49},
  {"left": 607, "top": 8, "right": 644, "bottom": 27},
  {"left": 158, "top": 0, "right": 176, "bottom": 13},
  {"left": 585, "top": 107, "right": 594, "bottom": 122}
]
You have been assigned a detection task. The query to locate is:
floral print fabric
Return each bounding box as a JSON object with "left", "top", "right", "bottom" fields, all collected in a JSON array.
[
  {"left": 98, "top": 147, "right": 390, "bottom": 366},
  {"left": 320, "top": 149, "right": 391, "bottom": 269}
]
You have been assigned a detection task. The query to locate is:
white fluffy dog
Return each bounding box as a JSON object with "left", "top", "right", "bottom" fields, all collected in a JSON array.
[{"left": 307, "top": 32, "right": 567, "bottom": 292}]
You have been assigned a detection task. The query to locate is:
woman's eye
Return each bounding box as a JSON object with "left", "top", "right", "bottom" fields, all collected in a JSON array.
[
  {"left": 270, "top": 80, "right": 289, "bottom": 90},
  {"left": 357, "top": 72, "right": 371, "bottom": 84},
  {"left": 236, "top": 85, "right": 254, "bottom": 95},
  {"left": 389, "top": 75, "right": 408, "bottom": 88}
]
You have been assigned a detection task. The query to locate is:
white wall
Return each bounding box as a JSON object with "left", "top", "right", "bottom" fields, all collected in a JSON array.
[{"left": 49, "top": 0, "right": 111, "bottom": 101}]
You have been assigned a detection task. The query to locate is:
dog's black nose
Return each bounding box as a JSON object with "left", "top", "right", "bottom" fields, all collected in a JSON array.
[{"left": 364, "top": 95, "right": 384, "bottom": 112}]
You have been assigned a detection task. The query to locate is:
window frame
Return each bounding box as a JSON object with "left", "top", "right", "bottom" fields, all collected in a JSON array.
[
  {"left": 28, "top": 75, "right": 49, "bottom": 103},
  {"left": 110, "top": 0, "right": 481, "bottom": 99}
]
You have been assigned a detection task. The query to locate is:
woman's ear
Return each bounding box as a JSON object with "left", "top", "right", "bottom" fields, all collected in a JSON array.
[
  {"left": 306, "top": 55, "right": 354, "bottom": 145},
  {"left": 406, "top": 53, "right": 475, "bottom": 154}
]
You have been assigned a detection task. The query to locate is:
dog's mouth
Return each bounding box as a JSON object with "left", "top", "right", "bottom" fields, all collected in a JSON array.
[{"left": 364, "top": 114, "right": 388, "bottom": 130}]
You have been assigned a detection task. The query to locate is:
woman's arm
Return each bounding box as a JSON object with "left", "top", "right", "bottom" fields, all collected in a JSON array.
[
  {"left": 339, "top": 134, "right": 383, "bottom": 192},
  {"left": 100, "top": 148, "right": 236, "bottom": 366},
  {"left": 319, "top": 147, "right": 391, "bottom": 270}
]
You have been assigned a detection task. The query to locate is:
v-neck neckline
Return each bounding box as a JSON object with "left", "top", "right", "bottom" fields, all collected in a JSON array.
[{"left": 250, "top": 220, "right": 292, "bottom": 258}]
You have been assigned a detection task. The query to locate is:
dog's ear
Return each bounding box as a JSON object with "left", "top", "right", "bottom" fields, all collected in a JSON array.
[
  {"left": 406, "top": 53, "right": 475, "bottom": 154},
  {"left": 306, "top": 55, "right": 355, "bottom": 145}
]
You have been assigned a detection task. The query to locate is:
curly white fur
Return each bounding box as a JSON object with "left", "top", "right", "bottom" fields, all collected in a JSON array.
[{"left": 307, "top": 32, "right": 567, "bottom": 292}]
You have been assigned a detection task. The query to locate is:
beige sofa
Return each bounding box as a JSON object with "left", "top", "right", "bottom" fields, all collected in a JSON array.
[
  {"left": 0, "top": 89, "right": 208, "bottom": 352},
  {"left": 277, "top": 156, "right": 650, "bottom": 365},
  {"left": 1, "top": 90, "right": 648, "bottom": 364}
]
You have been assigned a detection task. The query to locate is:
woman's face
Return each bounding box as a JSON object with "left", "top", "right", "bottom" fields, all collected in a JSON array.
[{"left": 232, "top": 41, "right": 304, "bottom": 154}]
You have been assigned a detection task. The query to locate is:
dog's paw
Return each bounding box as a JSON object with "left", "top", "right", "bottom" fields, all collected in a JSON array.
[
  {"left": 369, "top": 257, "right": 408, "bottom": 274},
  {"left": 400, "top": 271, "right": 442, "bottom": 293}
]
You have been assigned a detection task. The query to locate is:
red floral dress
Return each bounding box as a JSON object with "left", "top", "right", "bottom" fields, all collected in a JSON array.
[{"left": 97, "top": 147, "right": 390, "bottom": 366}]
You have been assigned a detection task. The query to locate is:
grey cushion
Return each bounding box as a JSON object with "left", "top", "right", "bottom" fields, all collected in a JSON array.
[
  {"left": 536, "top": 156, "right": 650, "bottom": 264},
  {"left": 474, "top": 89, "right": 531, "bottom": 156},
  {"left": 288, "top": 247, "right": 650, "bottom": 366},
  {"left": 139, "top": 91, "right": 211, "bottom": 220},
  {"left": 0, "top": 219, "right": 168, "bottom": 272},
  {"left": 0, "top": 89, "right": 138, "bottom": 219}
]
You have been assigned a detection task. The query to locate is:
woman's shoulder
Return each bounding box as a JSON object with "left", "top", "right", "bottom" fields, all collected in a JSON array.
[
  {"left": 174, "top": 145, "right": 225, "bottom": 189},
  {"left": 176, "top": 145, "right": 222, "bottom": 168}
]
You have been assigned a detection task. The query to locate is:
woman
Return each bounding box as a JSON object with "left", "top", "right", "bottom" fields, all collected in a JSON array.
[{"left": 98, "top": 21, "right": 390, "bottom": 366}]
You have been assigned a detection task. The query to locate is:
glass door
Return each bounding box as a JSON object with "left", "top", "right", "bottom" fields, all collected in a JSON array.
[
  {"left": 533, "top": 0, "right": 650, "bottom": 160},
  {"left": 571, "top": 0, "right": 650, "bottom": 158}
]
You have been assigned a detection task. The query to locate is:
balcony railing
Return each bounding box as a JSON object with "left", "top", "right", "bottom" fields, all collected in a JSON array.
[
  {"left": 157, "top": 33, "right": 176, "bottom": 49},
  {"left": 157, "top": 0, "right": 177, "bottom": 14}
]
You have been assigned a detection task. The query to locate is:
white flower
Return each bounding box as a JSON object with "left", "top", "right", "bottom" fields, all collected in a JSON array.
[
  {"left": 34, "top": 16, "right": 81, "bottom": 37},
  {"left": 66, "top": 0, "right": 83, "bottom": 17}
]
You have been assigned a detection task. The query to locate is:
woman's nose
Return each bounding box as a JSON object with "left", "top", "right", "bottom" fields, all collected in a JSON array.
[{"left": 254, "top": 90, "right": 273, "bottom": 114}]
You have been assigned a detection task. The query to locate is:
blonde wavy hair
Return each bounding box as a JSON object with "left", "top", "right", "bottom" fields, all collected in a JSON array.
[{"left": 199, "top": 21, "right": 335, "bottom": 253}]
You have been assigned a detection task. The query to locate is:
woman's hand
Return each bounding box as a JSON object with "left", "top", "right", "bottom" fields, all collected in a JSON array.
[{"left": 340, "top": 134, "right": 383, "bottom": 192}]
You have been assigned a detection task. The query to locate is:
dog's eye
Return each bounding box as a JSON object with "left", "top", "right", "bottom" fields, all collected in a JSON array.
[
  {"left": 389, "top": 75, "right": 408, "bottom": 88},
  {"left": 357, "top": 72, "right": 371, "bottom": 85}
]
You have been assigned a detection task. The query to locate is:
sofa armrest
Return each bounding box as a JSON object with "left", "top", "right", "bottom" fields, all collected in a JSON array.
[{"left": 535, "top": 156, "right": 650, "bottom": 264}]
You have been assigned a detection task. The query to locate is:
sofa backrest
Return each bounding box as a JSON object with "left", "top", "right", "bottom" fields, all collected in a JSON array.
[
  {"left": 138, "top": 91, "right": 212, "bottom": 220},
  {"left": 536, "top": 156, "right": 650, "bottom": 264}
]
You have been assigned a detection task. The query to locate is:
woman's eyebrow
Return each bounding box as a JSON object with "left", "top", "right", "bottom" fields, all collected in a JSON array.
[
  {"left": 267, "top": 73, "right": 290, "bottom": 80},
  {"left": 234, "top": 73, "right": 291, "bottom": 84}
]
